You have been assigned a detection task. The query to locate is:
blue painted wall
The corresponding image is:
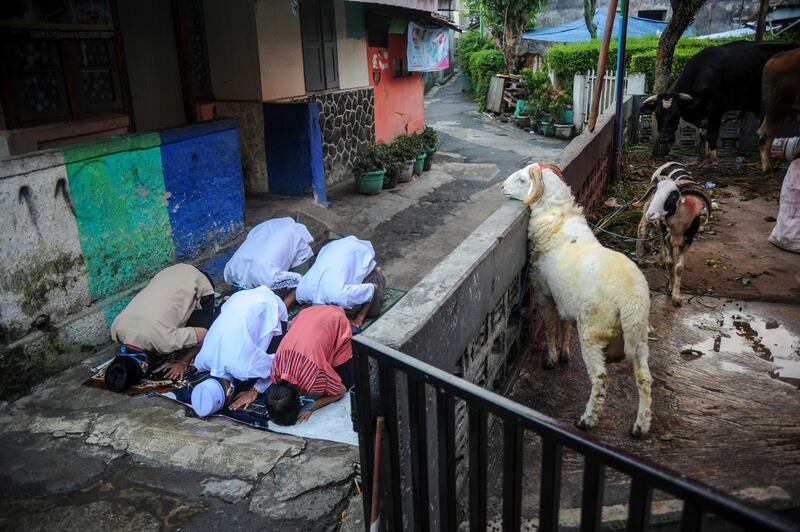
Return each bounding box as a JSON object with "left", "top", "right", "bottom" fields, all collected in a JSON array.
[{"left": 161, "top": 120, "right": 246, "bottom": 259}]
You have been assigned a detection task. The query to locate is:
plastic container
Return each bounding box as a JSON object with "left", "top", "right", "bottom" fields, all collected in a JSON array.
[
  {"left": 397, "top": 160, "right": 415, "bottom": 183},
  {"left": 423, "top": 149, "right": 435, "bottom": 171},
  {"left": 356, "top": 169, "right": 385, "bottom": 195},
  {"left": 770, "top": 137, "right": 800, "bottom": 161},
  {"left": 383, "top": 170, "right": 398, "bottom": 190},
  {"left": 541, "top": 121, "right": 555, "bottom": 137},
  {"left": 413, "top": 153, "right": 426, "bottom": 176}
]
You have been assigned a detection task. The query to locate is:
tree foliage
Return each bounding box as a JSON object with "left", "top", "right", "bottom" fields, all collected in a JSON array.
[
  {"left": 464, "top": 0, "right": 545, "bottom": 73},
  {"left": 654, "top": 0, "right": 708, "bottom": 92}
]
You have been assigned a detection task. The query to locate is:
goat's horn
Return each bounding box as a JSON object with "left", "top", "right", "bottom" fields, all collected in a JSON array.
[
  {"left": 539, "top": 162, "right": 564, "bottom": 181},
  {"left": 632, "top": 184, "right": 657, "bottom": 208},
  {"left": 642, "top": 95, "right": 657, "bottom": 104},
  {"left": 651, "top": 161, "right": 687, "bottom": 183},
  {"left": 523, "top": 165, "right": 545, "bottom": 206},
  {"left": 678, "top": 93, "right": 694, "bottom": 101}
]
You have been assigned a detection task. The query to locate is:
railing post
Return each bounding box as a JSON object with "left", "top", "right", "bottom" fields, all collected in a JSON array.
[
  {"left": 627, "top": 476, "right": 652, "bottom": 532},
  {"left": 407, "top": 374, "right": 430, "bottom": 531},
  {"left": 538, "top": 439, "right": 563, "bottom": 532},
  {"left": 436, "top": 388, "right": 457, "bottom": 531},
  {"left": 379, "top": 362, "right": 403, "bottom": 530},
  {"left": 468, "top": 405, "right": 488, "bottom": 531},
  {"left": 354, "top": 343, "right": 375, "bottom": 532},
  {"left": 502, "top": 421, "right": 523, "bottom": 531},
  {"left": 580, "top": 458, "right": 605, "bottom": 532}
]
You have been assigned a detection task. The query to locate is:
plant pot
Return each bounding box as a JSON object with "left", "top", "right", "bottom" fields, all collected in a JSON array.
[
  {"left": 562, "top": 109, "right": 574, "bottom": 124},
  {"left": 554, "top": 123, "right": 575, "bottom": 140},
  {"left": 423, "top": 149, "right": 436, "bottom": 171},
  {"left": 516, "top": 116, "right": 531, "bottom": 129},
  {"left": 355, "top": 169, "right": 385, "bottom": 195},
  {"left": 413, "top": 153, "right": 426, "bottom": 176},
  {"left": 397, "top": 160, "right": 415, "bottom": 183},
  {"left": 383, "top": 170, "right": 399, "bottom": 189},
  {"left": 541, "top": 121, "right": 555, "bottom": 137}
]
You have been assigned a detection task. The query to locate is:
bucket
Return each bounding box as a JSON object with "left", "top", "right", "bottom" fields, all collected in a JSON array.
[
  {"left": 413, "top": 153, "right": 426, "bottom": 176},
  {"left": 398, "top": 160, "right": 415, "bottom": 183},
  {"left": 356, "top": 169, "right": 385, "bottom": 195},
  {"left": 770, "top": 137, "right": 800, "bottom": 161},
  {"left": 383, "top": 170, "right": 398, "bottom": 190}
]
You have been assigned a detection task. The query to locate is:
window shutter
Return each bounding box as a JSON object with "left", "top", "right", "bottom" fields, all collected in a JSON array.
[
  {"left": 320, "top": 0, "right": 339, "bottom": 89},
  {"left": 300, "top": 0, "right": 325, "bottom": 92}
]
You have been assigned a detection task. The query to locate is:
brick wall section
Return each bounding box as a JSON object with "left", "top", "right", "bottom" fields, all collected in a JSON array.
[{"left": 310, "top": 87, "right": 376, "bottom": 186}]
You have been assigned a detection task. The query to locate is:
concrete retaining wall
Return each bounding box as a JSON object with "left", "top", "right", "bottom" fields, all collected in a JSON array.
[
  {"left": 0, "top": 119, "right": 245, "bottom": 398},
  {"left": 364, "top": 101, "right": 627, "bottom": 529}
]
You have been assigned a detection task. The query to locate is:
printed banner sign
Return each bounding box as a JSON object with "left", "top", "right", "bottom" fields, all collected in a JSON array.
[{"left": 407, "top": 22, "right": 449, "bottom": 72}]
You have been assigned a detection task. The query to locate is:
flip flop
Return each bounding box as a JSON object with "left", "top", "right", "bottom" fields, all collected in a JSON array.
[{"left": 351, "top": 325, "right": 362, "bottom": 335}]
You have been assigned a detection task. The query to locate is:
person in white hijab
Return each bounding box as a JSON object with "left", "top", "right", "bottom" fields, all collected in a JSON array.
[
  {"left": 162, "top": 286, "right": 287, "bottom": 417},
  {"left": 223, "top": 217, "right": 314, "bottom": 307},
  {"left": 295, "top": 236, "right": 385, "bottom": 328}
]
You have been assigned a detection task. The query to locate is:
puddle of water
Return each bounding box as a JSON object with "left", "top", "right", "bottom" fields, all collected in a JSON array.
[{"left": 682, "top": 310, "right": 800, "bottom": 388}]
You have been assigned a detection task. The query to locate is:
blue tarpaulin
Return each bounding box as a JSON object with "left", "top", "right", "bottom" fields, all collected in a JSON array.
[{"left": 522, "top": 8, "right": 692, "bottom": 43}]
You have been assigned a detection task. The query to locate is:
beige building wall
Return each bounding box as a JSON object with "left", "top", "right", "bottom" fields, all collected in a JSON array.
[
  {"left": 255, "top": 0, "right": 306, "bottom": 101},
  {"left": 116, "top": 0, "right": 186, "bottom": 132},
  {"left": 204, "top": 0, "right": 262, "bottom": 101},
  {"left": 335, "top": 0, "right": 369, "bottom": 90}
]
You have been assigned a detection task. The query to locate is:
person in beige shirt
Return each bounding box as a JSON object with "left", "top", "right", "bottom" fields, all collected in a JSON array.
[{"left": 110, "top": 264, "right": 215, "bottom": 377}]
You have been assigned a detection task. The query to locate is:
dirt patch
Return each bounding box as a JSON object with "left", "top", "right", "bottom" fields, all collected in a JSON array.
[{"left": 589, "top": 145, "right": 799, "bottom": 303}]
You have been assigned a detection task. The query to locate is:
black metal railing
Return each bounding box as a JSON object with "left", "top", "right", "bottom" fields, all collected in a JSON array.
[{"left": 353, "top": 336, "right": 797, "bottom": 532}]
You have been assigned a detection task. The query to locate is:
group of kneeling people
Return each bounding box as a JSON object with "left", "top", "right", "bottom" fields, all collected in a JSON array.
[{"left": 103, "top": 217, "right": 385, "bottom": 426}]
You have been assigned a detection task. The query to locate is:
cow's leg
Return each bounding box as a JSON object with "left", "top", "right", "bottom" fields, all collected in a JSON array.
[
  {"left": 541, "top": 295, "right": 560, "bottom": 369},
  {"left": 757, "top": 118, "right": 777, "bottom": 173},
  {"left": 635, "top": 210, "right": 650, "bottom": 260},
  {"left": 559, "top": 320, "right": 572, "bottom": 363},
  {"left": 702, "top": 112, "right": 722, "bottom": 167},
  {"left": 671, "top": 237, "right": 685, "bottom": 307},
  {"left": 575, "top": 325, "right": 609, "bottom": 430}
]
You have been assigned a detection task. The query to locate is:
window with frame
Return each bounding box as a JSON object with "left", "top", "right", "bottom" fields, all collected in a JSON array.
[
  {"left": 300, "top": 0, "right": 339, "bottom": 92},
  {"left": 0, "top": 33, "right": 124, "bottom": 128}
]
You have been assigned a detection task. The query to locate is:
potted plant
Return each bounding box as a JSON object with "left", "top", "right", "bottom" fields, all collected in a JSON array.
[
  {"left": 352, "top": 144, "right": 386, "bottom": 195},
  {"left": 390, "top": 135, "right": 418, "bottom": 183},
  {"left": 410, "top": 133, "right": 427, "bottom": 176},
  {"left": 419, "top": 126, "right": 438, "bottom": 171},
  {"left": 550, "top": 89, "right": 574, "bottom": 139},
  {"left": 377, "top": 143, "right": 401, "bottom": 190},
  {"left": 540, "top": 114, "right": 555, "bottom": 137}
]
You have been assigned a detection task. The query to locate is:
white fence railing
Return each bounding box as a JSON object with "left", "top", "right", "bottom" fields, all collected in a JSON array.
[{"left": 572, "top": 70, "right": 646, "bottom": 132}]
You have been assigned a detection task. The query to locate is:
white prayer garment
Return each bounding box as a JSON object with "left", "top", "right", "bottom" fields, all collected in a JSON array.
[
  {"left": 194, "top": 286, "right": 287, "bottom": 392},
  {"left": 224, "top": 217, "right": 314, "bottom": 290},
  {"left": 296, "top": 236, "right": 376, "bottom": 309}
]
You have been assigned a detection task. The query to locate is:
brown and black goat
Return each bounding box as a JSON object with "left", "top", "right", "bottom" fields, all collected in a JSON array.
[{"left": 635, "top": 162, "right": 712, "bottom": 307}]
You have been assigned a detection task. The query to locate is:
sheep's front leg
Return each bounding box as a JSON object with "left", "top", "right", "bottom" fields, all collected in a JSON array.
[
  {"left": 575, "top": 331, "right": 608, "bottom": 430},
  {"left": 635, "top": 211, "right": 649, "bottom": 260},
  {"left": 541, "top": 296, "right": 560, "bottom": 369},
  {"left": 671, "top": 240, "right": 685, "bottom": 307},
  {"left": 662, "top": 235, "right": 674, "bottom": 291},
  {"left": 628, "top": 336, "right": 653, "bottom": 437},
  {"left": 559, "top": 320, "right": 572, "bottom": 363}
]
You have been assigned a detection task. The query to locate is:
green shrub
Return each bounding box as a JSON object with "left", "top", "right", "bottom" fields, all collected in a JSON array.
[
  {"left": 419, "top": 126, "right": 439, "bottom": 151},
  {"left": 392, "top": 134, "right": 424, "bottom": 161},
  {"left": 468, "top": 48, "right": 505, "bottom": 111},
  {"left": 377, "top": 143, "right": 404, "bottom": 176},
  {"left": 457, "top": 31, "right": 495, "bottom": 97},
  {"left": 353, "top": 144, "right": 385, "bottom": 176},
  {"left": 628, "top": 47, "right": 708, "bottom": 89},
  {"left": 544, "top": 36, "right": 725, "bottom": 96},
  {"left": 520, "top": 68, "right": 551, "bottom": 118}
]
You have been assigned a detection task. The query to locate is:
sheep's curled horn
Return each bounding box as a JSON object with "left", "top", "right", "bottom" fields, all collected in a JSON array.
[{"left": 523, "top": 162, "right": 564, "bottom": 207}]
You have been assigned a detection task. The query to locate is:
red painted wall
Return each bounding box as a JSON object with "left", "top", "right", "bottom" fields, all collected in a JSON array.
[{"left": 368, "top": 32, "right": 425, "bottom": 143}]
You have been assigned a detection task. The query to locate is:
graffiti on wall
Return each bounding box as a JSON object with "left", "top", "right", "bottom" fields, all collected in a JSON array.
[{"left": 1, "top": 119, "right": 245, "bottom": 343}]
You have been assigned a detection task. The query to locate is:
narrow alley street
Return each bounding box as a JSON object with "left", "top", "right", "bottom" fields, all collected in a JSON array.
[{"left": 247, "top": 73, "right": 567, "bottom": 290}]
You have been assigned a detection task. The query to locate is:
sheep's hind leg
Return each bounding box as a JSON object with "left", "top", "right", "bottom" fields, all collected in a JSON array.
[
  {"left": 630, "top": 339, "right": 653, "bottom": 437},
  {"left": 575, "top": 336, "right": 608, "bottom": 430},
  {"left": 559, "top": 320, "right": 572, "bottom": 363},
  {"left": 671, "top": 242, "right": 684, "bottom": 307},
  {"left": 541, "top": 297, "right": 560, "bottom": 369}
]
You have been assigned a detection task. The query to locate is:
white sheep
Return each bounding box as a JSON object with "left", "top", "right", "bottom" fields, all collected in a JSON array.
[
  {"left": 501, "top": 162, "right": 653, "bottom": 437},
  {"left": 634, "top": 162, "right": 712, "bottom": 307}
]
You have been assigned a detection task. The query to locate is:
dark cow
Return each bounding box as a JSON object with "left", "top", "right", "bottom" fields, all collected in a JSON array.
[
  {"left": 758, "top": 47, "right": 800, "bottom": 172},
  {"left": 640, "top": 40, "right": 799, "bottom": 164}
]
